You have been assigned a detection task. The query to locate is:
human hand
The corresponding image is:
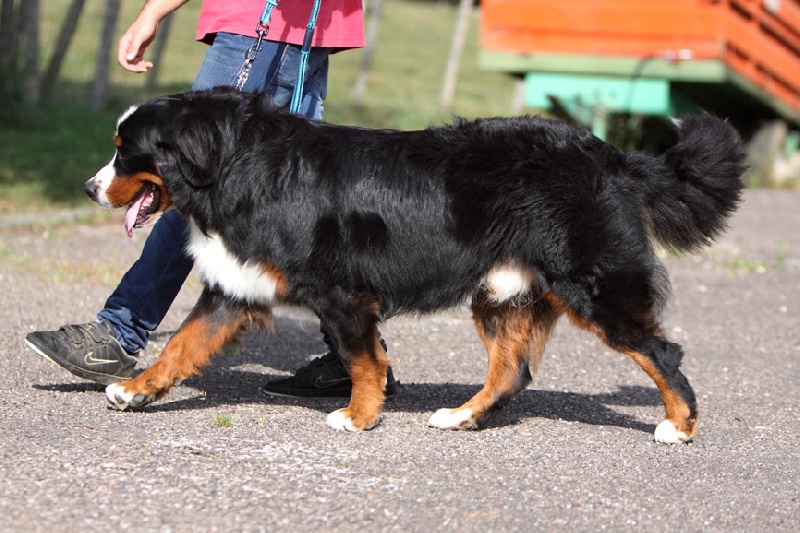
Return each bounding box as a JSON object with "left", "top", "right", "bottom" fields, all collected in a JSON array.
[{"left": 117, "top": 9, "right": 161, "bottom": 72}]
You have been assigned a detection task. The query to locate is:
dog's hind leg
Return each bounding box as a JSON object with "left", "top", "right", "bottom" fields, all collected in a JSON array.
[
  {"left": 429, "top": 294, "right": 560, "bottom": 430},
  {"left": 618, "top": 338, "right": 698, "bottom": 443},
  {"left": 321, "top": 291, "right": 391, "bottom": 432},
  {"left": 106, "top": 288, "right": 270, "bottom": 410},
  {"left": 547, "top": 287, "right": 698, "bottom": 444}
]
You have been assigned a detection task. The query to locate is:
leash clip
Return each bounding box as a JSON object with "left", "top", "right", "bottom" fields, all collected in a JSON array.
[
  {"left": 235, "top": 28, "right": 267, "bottom": 91},
  {"left": 253, "top": 25, "right": 267, "bottom": 53}
]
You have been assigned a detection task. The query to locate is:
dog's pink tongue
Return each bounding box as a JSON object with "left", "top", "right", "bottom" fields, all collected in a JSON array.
[{"left": 124, "top": 194, "right": 146, "bottom": 238}]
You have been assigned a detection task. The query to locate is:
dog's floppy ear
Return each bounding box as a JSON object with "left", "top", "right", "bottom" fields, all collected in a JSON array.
[{"left": 171, "top": 111, "right": 226, "bottom": 188}]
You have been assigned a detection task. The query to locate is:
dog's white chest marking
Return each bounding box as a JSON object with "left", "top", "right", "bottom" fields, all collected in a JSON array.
[
  {"left": 484, "top": 263, "right": 533, "bottom": 302},
  {"left": 186, "top": 222, "right": 280, "bottom": 305}
]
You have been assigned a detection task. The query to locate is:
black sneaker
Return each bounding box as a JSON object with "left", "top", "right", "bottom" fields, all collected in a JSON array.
[
  {"left": 262, "top": 350, "right": 398, "bottom": 399},
  {"left": 25, "top": 320, "right": 137, "bottom": 386}
]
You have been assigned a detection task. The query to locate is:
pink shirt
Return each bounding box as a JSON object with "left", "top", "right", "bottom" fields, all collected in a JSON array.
[{"left": 196, "top": 0, "right": 365, "bottom": 50}]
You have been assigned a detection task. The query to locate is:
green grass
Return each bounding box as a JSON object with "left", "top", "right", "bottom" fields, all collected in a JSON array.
[
  {"left": 36, "top": 0, "right": 204, "bottom": 106},
  {"left": 0, "top": 105, "right": 120, "bottom": 212},
  {"left": 214, "top": 414, "right": 233, "bottom": 428},
  {"left": 1, "top": 0, "right": 516, "bottom": 213},
  {"left": 326, "top": 0, "right": 518, "bottom": 127},
  {"left": 720, "top": 244, "right": 790, "bottom": 274}
]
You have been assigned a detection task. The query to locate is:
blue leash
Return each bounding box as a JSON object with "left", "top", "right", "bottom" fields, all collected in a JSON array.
[
  {"left": 235, "top": 0, "right": 321, "bottom": 115},
  {"left": 258, "top": 0, "right": 279, "bottom": 28},
  {"left": 290, "top": 0, "right": 323, "bottom": 114}
]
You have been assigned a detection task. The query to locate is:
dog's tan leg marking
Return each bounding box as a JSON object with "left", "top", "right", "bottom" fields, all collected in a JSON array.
[
  {"left": 623, "top": 349, "right": 698, "bottom": 443},
  {"left": 571, "top": 317, "right": 697, "bottom": 442},
  {"left": 107, "top": 292, "right": 270, "bottom": 410},
  {"left": 430, "top": 299, "right": 559, "bottom": 429},
  {"left": 327, "top": 331, "right": 389, "bottom": 432},
  {"left": 544, "top": 293, "right": 697, "bottom": 444}
]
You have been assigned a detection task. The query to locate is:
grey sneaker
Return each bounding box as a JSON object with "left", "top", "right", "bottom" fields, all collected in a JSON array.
[{"left": 25, "top": 320, "right": 137, "bottom": 385}]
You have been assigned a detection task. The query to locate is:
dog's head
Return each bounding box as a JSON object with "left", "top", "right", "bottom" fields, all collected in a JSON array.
[{"left": 84, "top": 88, "right": 246, "bottom": 236}]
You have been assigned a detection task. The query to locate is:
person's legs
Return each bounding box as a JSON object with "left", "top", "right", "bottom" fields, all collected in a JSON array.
[
  {"left": 98, "top": 210, "right": 193, "bottom": 353},
  {"left": 27, "top": 33, "right": 396, "bottom": 394},
  {"left": 96, "top": 34, "right": 282, "bottom": 353},
  {"left": 194, "top": 33, "right": 274, "bottom": 93},
  {"left": 194, "top": 33, "right": 331, "bottom": 121},
  {"left": 263, "top": 44, "right": 331, "bottom": 119},
  {"left": 243, "top": 41, "right": 398, "bottom": 398},
  {"left": 24, "top": 34, "right": 292, "bottom": 382},
  {"left": 25, "top": 189, "right": 194, "bottom": 383}
]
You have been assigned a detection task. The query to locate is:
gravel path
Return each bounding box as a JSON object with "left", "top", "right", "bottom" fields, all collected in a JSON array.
[{"left": 1, "top": 189, "right": 798, "bottom": 531}]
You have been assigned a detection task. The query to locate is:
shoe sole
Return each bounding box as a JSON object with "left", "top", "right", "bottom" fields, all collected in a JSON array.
[
  {"left": 262, "top": 383, "right": 399, "bottom": 400},
  {"left": 261, "top": 386, "right": 351, "bottom": 399},
  {"left": 25, "top": 338, "right": 132, "bottom": 386}
]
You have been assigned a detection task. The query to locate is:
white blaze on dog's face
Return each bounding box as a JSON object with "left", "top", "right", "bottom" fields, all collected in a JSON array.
[
  {"left": 84, "top": 104, "right": 171, "bottom": 237},
  {"left": 116, "top": 104, "right": 139, "bottom": 127},
  {"left": 87, "top": 155, "right": 119, "bottom": 209},
  {"left": 85, "top": 106, "right": 138, "bottom": 209}
]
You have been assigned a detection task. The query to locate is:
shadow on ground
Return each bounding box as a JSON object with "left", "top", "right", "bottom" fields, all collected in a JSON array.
[
  {"left": 34, "top": 378, "right": 660, "bottom": 436},
  {"left": 31, "top": 314, "right": 662, "bottom": 435}
]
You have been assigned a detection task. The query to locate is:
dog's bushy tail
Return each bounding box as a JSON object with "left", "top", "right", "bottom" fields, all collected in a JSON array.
[{"left": 625, "top": 115, "right": 747, "bottom": 252}]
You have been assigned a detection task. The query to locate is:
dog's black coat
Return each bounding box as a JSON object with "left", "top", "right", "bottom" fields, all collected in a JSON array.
[
  {"left": 123, "top": 90, "right": 739, "bottom": 324},
  {"left": 106, "top": 88, "right": 746, "bottom": 434}
]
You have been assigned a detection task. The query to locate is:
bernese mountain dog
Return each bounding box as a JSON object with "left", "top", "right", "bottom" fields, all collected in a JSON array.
[{"left": 85, "top": 88, "right": 745, "bottom": 443}]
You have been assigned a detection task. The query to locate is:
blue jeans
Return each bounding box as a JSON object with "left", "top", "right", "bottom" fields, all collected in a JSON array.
[{"left": 98, "top": 34, "right": 331, "bottom": 353}]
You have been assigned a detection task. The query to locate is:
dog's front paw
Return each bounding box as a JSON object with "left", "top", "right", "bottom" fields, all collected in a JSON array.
[
  {"left": 106, "top": 382, "right": 156, "bottom": 411},
  {"left": 654, "top": 419, "right": 691, "bottom": 444},
  {"left": 428, "top": 407, "right": 476, "bottom": 429},
  {"left": 326, "top": 409, "right": 382, "bottom": 432},
  {"left": 326, "top": 409, "right": 358, "bottom": 431}
]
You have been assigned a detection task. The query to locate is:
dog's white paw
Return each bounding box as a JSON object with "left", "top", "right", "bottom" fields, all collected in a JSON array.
[
  {"left": 326, "top": 409, "right": 359, "bottom": 432},
  {"left": 654, "top": 420, "right": 689, "bottom": 444},
  {"left": 106, "top": 383, "right": 133, "bottom": 410},
  {"left": 106, "top": 383, "right": 156, "bottom": 411},
  {"left": 428, "top": 407, "right": 475, "bottom": 429},
  {"left": 326, "top": 409, "right": 382, "bottom": 432}
]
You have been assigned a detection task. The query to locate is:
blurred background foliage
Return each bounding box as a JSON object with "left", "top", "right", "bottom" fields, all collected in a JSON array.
[{"left": 1, "top": 0, "right": 519, "bottom": 212}]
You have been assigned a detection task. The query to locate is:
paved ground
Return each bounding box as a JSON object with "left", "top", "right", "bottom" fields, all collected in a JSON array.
[{"left": 1, "top": 189, "right": 798, "bottom": 532}]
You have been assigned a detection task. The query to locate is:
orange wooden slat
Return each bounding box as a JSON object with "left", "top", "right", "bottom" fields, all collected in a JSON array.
[
  {"left": 481, "top": 0, "right": 800, "bottom": 112},
  {"left": 482, "top": 0, "right": 726, "bottom": 56}
]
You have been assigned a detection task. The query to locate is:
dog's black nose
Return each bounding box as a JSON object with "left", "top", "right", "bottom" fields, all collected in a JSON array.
[{"left": 85, "top": 180, "right": 98, "bottom": 202}]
